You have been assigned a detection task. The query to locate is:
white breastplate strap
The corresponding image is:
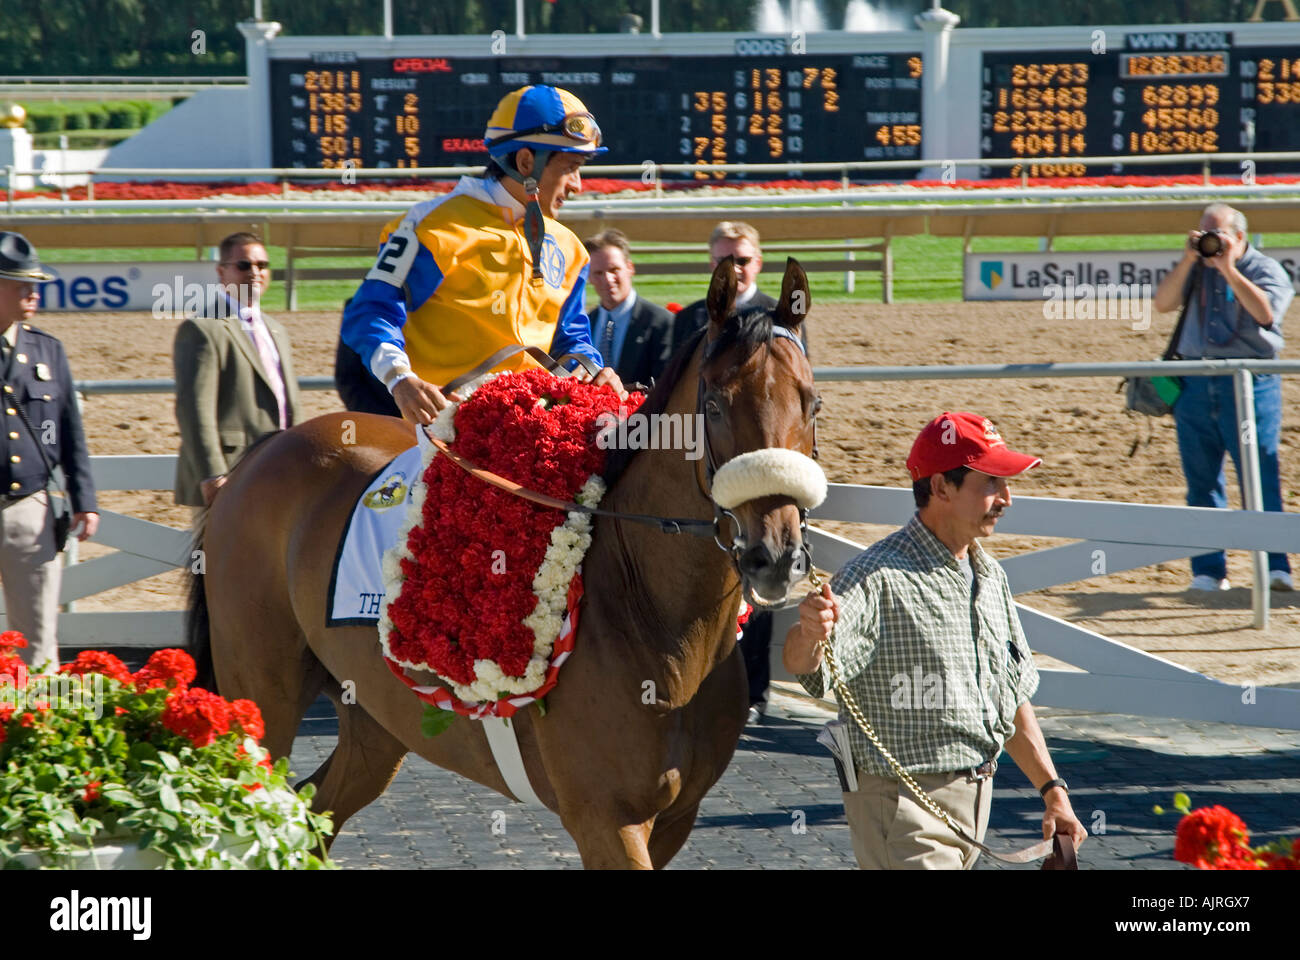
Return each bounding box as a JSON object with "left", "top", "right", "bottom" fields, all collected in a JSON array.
[
  {"left": 481, "top": 716, "right": 545, "bottom": 807},
  {"left": 710, "top": 448, "right": 827, "bottom": 511}
]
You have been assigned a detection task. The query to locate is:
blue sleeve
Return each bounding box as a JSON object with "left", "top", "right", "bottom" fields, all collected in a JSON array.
[
  {"left": 549, "top": 263, "right": 603, "bottom": 369},
  {"left": 341, "top": 232, "right": 443, "bottom": 368}
]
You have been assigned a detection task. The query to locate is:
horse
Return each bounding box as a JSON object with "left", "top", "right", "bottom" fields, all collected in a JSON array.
[{"left": 189, "top": 257, "right": 821, "bottom": 869}]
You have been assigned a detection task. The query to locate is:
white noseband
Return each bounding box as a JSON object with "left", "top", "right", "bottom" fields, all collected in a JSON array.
[{"left": 710, "top": 448, "right": 827, "bottom": 511}]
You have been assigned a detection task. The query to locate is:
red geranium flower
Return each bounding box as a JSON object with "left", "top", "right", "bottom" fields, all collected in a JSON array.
[
  {"left": 160, "top": 687, "right": 231, "bottom": 747},
  {"left": 1174, "top": 806, "right": 1254, "bottom": 869},
  {"left": 0, "top": 656, "right": 27, "bottom": 689},
  {"left": 0, "top": 630, "right": 27, "bottom": 652},
  {"left": 133, "top": 648, "right": 197, "bottom": 692},
  {"left": 229, "top": 699, "right": 266, "bottom": 741},
  {"left": 59, "top": 650, "right": 133, "bottom": 686},
  {"left": 82, "top": 781, "right": 101, "bottom": 803}
]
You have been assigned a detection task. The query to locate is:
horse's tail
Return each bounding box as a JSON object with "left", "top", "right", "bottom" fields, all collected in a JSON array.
[{"left": 187, "top": 507, "right": 217, "bottom": 693}]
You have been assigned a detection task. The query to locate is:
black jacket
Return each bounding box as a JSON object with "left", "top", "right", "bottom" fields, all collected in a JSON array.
[
  {"left": 0, "top": 322, "right": 97, "bottom": 512},
  {"left": 595, "top": 294, "right": 675, "bottom": 388},
  {"left": 334, "top": 297, "right": 401, "bottom": 417}
]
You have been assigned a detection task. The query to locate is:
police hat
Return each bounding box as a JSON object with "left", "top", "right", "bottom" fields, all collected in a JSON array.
[{"left": 0, "top": 231, "right": 54, "bottom": 282}]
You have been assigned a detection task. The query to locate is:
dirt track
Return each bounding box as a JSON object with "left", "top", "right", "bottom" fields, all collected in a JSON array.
[{"left": 34, "top": 299, "right": 1300, "bottom": 686}]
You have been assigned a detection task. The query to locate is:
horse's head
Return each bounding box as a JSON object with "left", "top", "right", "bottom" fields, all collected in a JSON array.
[{"left": 699, "top": 256, "right": 826, "bottom": 609}]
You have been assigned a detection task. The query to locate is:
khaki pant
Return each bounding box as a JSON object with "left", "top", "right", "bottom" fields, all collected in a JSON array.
[
  {"left": 843, "top": 769, "right": 993, "bottom": 870},
  {"left": 0, "top": 491, "right": 61, "bottom": 669}
]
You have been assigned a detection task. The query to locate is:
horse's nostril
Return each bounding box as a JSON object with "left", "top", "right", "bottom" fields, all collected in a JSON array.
[{"left": 738, "top": 543, "right": 776, "bottom": 578}]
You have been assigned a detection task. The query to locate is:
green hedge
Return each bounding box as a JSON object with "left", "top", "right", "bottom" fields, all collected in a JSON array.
[{"left": 21, "top": 99, "right": 170, "bottom": 134}]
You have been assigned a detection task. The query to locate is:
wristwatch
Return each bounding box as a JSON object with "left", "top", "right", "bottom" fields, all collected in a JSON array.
[{"left": 1039, "top": 777, "right": 1068, "bottom": 797}]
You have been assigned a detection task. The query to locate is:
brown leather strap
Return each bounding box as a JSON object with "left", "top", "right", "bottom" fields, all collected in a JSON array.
[
  {"left": 442, "top": 344, "right": 561, "bottom": 395},
  {"left": 1041, "top": 832, "right": 1079, "bottom": 870},
  {"left": 423, "top": 427, "right": 715, "bottom": 536}
]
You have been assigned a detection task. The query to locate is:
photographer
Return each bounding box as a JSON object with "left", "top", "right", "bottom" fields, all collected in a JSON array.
[{"left": 1152, "top": 203, "right": 1294, "bottom": 592}]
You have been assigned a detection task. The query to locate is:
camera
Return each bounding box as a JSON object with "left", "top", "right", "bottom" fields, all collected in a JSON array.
[{"left": 1192, "top": 230, "right": 1226, "bottom": 258}]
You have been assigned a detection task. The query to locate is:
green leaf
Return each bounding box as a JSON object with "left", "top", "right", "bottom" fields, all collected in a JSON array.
[
  {"left": 1152, "top": 804, "right": 1165, "bottom": 815},
  {"left": 420, "top": 705, "right": 457, "bottom": 738},
  {"left": 535, "top": 697, "right": 547, "bottom": 718},
  {"left": 1173, "top": 792, "right": 1191, "bottom": 814},
  {"left": 33, "top": 774, "right": 57, "bottom": 792},
  {"left": 129, "top": 742, "right": 158, "bottom": 762},
  {"left": 158, "top": 784, "right": 181, "bottom": 813},
  {"left": 158, "top": 751, "right": 181, "bottom": 773}
]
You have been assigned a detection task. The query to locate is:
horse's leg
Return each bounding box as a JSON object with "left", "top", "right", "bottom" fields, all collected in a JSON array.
[
  {"left": 308, "top": 694, "right": 409, "bottom": 846},
  {"left": 208, "top": 598, "right": 328, "bottom": 762},
  {"left": 647, "top": 803, "right": 701, "bottom": 869},
  {"left": 562, "top": 813, "right": 657, "bottom": 869}
]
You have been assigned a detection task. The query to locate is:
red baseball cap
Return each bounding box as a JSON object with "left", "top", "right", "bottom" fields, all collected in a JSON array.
[{"left": 906, "top": 412, "right": 1042, "bottom": 481}]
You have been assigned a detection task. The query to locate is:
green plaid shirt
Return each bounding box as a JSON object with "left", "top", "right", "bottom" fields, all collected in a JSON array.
[{"left": 797, "top": 514, "right": 1039, "bottom": 778}]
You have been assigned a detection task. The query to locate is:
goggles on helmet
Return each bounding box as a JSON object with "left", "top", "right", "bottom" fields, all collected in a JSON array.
[{"left": 489, "top": 111, "right": 603, "bottom": 150}]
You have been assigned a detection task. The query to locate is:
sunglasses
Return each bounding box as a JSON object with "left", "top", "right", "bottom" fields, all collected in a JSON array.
[
  {"left": 223, "top": 259, "right": 271, "bottom": 272},
  {"left": 713, "top": 256, "right": 754, "bottom": 267}
]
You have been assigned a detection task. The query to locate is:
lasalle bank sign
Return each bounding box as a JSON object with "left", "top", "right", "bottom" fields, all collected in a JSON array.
[{"left": 964, "top": 249, "right": 1300, "bottom": 300}]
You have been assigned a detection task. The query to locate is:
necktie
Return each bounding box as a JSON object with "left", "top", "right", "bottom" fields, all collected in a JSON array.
[
  {"left": 599, "top": 310, "right": 616, "bottom": 367},
  {"left": 246, "top": 313, "right": 288, "bottom": 429}
]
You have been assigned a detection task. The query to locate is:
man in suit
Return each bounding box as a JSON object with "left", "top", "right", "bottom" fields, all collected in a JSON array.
[
  {"left": 583, "top": 229, "right": 675, "bottom": 386},
  {"left": 668, "top": 221, "right": 778, "bottom": 356},
  {"left": 173, "top": 232, "right": 303, "bottom": 508},
  {"left": 0, "top": 231, "right": 98, "bottom": 669}
]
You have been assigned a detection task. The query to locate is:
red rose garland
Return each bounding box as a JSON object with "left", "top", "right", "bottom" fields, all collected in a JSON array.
[{"left": 380, "top": 370, "right": 642, "bottom": 711}]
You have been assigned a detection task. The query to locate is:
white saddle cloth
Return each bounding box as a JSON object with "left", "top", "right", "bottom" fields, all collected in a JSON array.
[{"left": 328, "top": 443, "right": 422, "bottom": 625}]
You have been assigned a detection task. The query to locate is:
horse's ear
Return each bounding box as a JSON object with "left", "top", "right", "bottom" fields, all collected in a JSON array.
[
  {"left": 774, "top": 257, "right": 810, "bottom": 330},
  {"left": 707, "top": 256, "right": 738, "bottom": 328}
]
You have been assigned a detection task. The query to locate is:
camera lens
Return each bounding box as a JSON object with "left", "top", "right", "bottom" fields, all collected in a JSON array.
[{"left": 1197, "top": 231, "right": 1224, "bottom": 257}]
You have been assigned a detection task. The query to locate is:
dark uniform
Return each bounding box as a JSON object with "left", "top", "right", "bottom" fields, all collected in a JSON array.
[
  {"left": 0, "top": 232, "right": 97, "bottom": 667},
  {"left": 1, "top": 323, "right": 96, "bottom": 508}
]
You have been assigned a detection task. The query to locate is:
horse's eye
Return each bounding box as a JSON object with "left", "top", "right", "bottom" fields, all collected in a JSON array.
[
  {"left": 811, "top": 396, "right": 823, "bottom": 417},
  {"left": 705, "top": 398, "right": 723, "bottom": 420}
]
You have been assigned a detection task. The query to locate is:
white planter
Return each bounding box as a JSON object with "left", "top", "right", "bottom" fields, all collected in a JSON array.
[{"left": 10, "top": 840, "right": 169, "bottom": 870}]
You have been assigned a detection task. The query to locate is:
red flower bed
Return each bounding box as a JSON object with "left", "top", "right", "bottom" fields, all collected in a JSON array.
[{"left": 8, "top": 171, "right": 1299, "bottom": 203}]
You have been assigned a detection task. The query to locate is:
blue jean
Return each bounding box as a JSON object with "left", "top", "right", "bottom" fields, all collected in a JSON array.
[{"left": 1173, "top": 373, "right": 1291, "bottom": 579}]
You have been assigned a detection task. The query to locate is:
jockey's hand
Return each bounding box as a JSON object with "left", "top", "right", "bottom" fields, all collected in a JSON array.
[
  {"left": 588, "top": 366, "right": 628, "bottom": 400},
  {"left": 392, "top": 376, "right": 461, "bottom": 425}
]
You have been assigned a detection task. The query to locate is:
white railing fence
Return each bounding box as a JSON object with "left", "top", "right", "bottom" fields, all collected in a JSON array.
[
  {"left": 0, "top": 359, "right": 1295, "bottom": 729},
  {"left": 772, "top": 485, "right": 1300, "bottom": 731}
]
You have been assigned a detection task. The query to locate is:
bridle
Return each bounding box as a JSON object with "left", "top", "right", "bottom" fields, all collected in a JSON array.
[{"left": 696, "top": 324, "right": 818, "bottom": 598}]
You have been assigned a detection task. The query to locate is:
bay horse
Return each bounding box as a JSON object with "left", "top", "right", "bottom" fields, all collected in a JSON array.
[{"left": 189, "top": 257, "right": 821, "bottom": 869}]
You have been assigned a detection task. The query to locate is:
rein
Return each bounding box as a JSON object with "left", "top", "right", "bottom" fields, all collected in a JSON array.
[{"left": 424, "top": 330, "right": 821, "bottom": 599}]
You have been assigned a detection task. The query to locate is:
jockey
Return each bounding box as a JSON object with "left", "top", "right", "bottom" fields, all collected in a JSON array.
[{"left": 341, "top": 85, "right": 625, "bottom": 424}]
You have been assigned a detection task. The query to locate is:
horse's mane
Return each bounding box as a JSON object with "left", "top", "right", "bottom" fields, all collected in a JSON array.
[{"left": 602, "top": 305, "right": 775, "bottom": 486}]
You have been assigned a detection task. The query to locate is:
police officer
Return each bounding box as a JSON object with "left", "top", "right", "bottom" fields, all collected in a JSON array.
[{"left": 0, "top": 232, "right": 98, "bottom": 669}]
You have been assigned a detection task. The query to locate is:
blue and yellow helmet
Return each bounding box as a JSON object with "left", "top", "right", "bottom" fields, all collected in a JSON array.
[{"left": 485, "top": 85, "right": 606, "bottom": 158}]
